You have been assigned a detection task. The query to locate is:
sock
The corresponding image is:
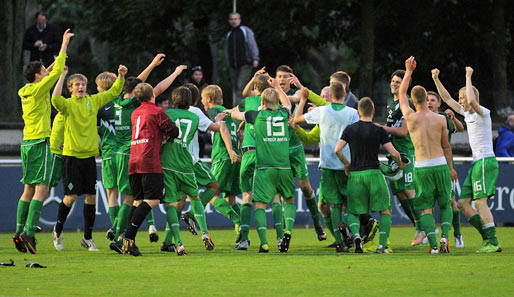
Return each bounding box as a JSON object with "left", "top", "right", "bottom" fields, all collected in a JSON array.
[
  {"left": 284, "top": 202, "right": 296, "bottom": 234},
  {"left": 199, "top": 188, "right": 215, "bottom": 207},
  {"left": 16, "top": 200, "right": 30, "bottom": 233},
  {"left": 165, "top": 205, "right": 182, "bottom": 244},
  {"left": 452, "top": 210, "right": 462, "bottom": 237},
  {"left": 407, "top": 198, "right": 422, "bottom": 230},
  {"left": 420, "top": 213, "right": 437, "bottom": 248},
  {"left": 83, "top": 204, "right": 96, "bottom": 240},
  {"left": 469, "top": 214, "right": 487, "bottom": 240},
  {"left": 240, "top": 203, "right": 252, "bottom": 241},
  {"left": 483, "top": 222, "right": 499, "bottom": 246},
  {"left": 164, "top": 223, "right": 173, "bottom": 245},
  {"left": 439, "top": 205, "right": 452, "bottom": 239},
  {"left": 115, "top": 203, "right": 132, "bottom": 239},
  {"left": 254, "top": 208, "right": 268, "bottom": 245},
  {"left": 191, "top": 198, "right": 209, "bottom": 234},
  {"left": 25, "top": 200, "right": 43, "bottom": 237},
  {"left": 324, "top": 216, "right": 335, "bottom": 239},
  {"left": 55, "top": 202, "right": 71, "bottom": 235},
  {"left": 379, "top": 213, "right": 392, "bottom": 247},
  {"left": 125, "top": 202, "right": 152, "bottom": 240},
  {"left": 127, "top": 206, "right": 136, "bottom": 225},
  {"left": 146, "top": 209, "right": 155, "bottom": 226},
  {"left": 108, "top": 206, "right": 120, "bottom": 225},
  {"left": 232, "top": 203, "right": 241, "bottom": 216},
  {"left": 342, "top": 213, "right": 349, "bottom": 226},
  {"left": 112, "top": 216, "right": 118, "bottom": 231},
  {"left": 305, "top": 191, "right": 322, "bottom": 229},
  {"left": 331, "top": 206, "right": 343, "bottom": 244},
  {"left": 347, "top": 213, "right": 361, "bottom": 238},
  {"left": 359, "top": 213, "right": 372, "bottom": 235},
  {"left": 271, "top": 203, "right": 284, "bottom": 239},
  {"left": 213, "top": 198, "right": 240, "bottom": 225},
  {"left": 399, "top": 198, "right": 415, "bottom": 225}
]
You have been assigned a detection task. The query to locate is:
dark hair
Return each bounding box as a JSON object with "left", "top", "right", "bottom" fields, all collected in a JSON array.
[
  {"left": 183, "top": 83, "right": 200, "bottom": 106},
  {"left": 23, "top": 61, "right": 43, "bottom": 83},
  {"left": 191, "top": 66, "right": 203, "bottom": 73},
  {"left": 35, "top": 11, "right": 47, "bottom": 20},
  {"left": 276, "top": 65, "right": 293, "bottom": 74},
  {"left": 155, "top": 94, "right": 169, "bottom": 107},
  {"left": 123, "top": 77, "right": 143, "bottom": 94},
  {"left": 390, "top": 69, "right": 405, "bottom": 80},
  {"left": 330, "top": 71, "right": 351, "bottom": 90},
  {"left": 172, "top": 86, "right": 192, "bottom": 109},
  {"left": 358, "top": 97, "right": 375, "bottom": 117},
  {"left": 330, "top": 82, "right": 345, "bottom": 100}
]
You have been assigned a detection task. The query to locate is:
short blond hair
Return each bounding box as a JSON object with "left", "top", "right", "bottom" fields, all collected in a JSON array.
[
  {"left": 202, "top": 85, "right": 223, "bottom": 105},
  {"left": 134, "top": 83, "right": 154, "bottom": 102},
  {"left": 459, "top": 86, "right": 480, "bottom": 102},
  {"left": 67, "top": 73, "right": 88, "bottom": 89},
  {"left": 411, "top": 85, "right": 427, "bottom": 104},
  {"left": 95, "top": 72, "right": 116, "bottom": 91},
  {"left": 261, "top": 88, "right": 280, "bottom": 108}
]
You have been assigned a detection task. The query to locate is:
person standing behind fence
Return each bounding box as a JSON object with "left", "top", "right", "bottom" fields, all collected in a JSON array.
[{"left": 226, "top": 12, "right": 259, "bottom": 107}]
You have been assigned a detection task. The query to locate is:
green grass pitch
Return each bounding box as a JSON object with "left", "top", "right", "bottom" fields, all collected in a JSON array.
[{"left": 1, "top": 226, "right": 513, "bottom": 296}]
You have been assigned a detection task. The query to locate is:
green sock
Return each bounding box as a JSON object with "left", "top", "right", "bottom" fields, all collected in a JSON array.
[
  {"left": 109, "top": 206, "right": 120, "bottom": 225},
  {"left": 199, "top": 189, "right": 216, "bottom": 207},
  {"left": 254, "top": 208, "right": 268, "bottom": 245},
  {"left": 284, "top": 202, "right": 296, "bottom": 234},
  {"left": 16, "top": 200, "right": 30, "bottom": 233},
  {"left": 240, "top": 203, "right": 252, "bottom": 241},
  {"left": 164, "top": 222, "right": 173, "bottom": 245},
  {"left": 452, "top": 210, "right": 462, "bottom": 237},
  {"left": 112, "top": 216, "right": 118, "bottom": 231},
  {"left": 407, "top": 198, "right": 422, "bottom": 231},
  {"left": 347, "top": 213, "right": 360, "bottom": 237},
  {"left": 25, "top": 200, "right": 43, "bottom": 237},
  {"left": 439, "top": 204, "right": 452, "bottom": 239},
  {"left": 399, "top": 198, "right": 415, "bottom": 225},
  {"left": 146, "top": 209, "right": 155, "bottom": 226},
  {"left": 324, "top": 216, "right": 335, "bottom": 239},
  {"left": 232, "top": 203, "right": 241, "bottom": 216},
  {"left": 420, "top": 213, "right": 437, "bottom": 248},
  {"left": 165, "top": 205, "right": 181, "bottom": 244},
  {"left": 379, "top": 213, "right": 392, "bottom": 247},
  {"left": 483, "top": 223, "right": 499, "bottom": 246},
  {"left": 331, "top": 206, "right": 343, "bottom": 244},
  {"left": 469, "top": 214, "right": 487, "bottom": 240},
  {"left": 305, "top": 191, "right": 322, "bottom": 229},
  {"left": 115, "top": 203, "right": 131, "bottom": 239},
  {"left": 191, "top": 198, "right": 209, "bottom": 234},
  {"left": 213, "top": 198, "right": 240, "bottom": 225},
  {"left": 271, "top": 203, "right": 284, "bottom": 239},
  {"left": 342, "top": 213, "right": 349, "bottom": 226}
]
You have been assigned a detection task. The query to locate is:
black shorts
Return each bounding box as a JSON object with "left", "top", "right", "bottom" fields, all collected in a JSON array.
[
  {"left": 129, "top": 173, "right": 164, "bottom": 201},
  {"left": 63, "top": 156, "right": 97, "bottom": 196}
]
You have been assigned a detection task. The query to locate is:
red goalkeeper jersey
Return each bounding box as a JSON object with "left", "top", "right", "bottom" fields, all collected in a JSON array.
[{"left": 129, "top": 102, "right": 178, "bottom": 174}]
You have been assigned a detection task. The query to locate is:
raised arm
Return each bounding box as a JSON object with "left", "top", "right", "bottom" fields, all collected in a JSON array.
[
  {"left": 308, "top": 90, "right": 329, "bottom": 107},
  {"left": 93, "top": 65, "right": 126, "bottom": 107},
  {"left": 269, "top": 77, "right": 291, "bottom": 111},
  {"left": 465, "top": 67, "right": 483, "bottom": 116},
  {"left": 440, "top": 120, "right": 457, "bottom": 181},
  {"left": 242, "top": 67, "right": 266, "bottom": 98},
  {"left": 293, "top": 87, "right": 309, "bottom": 124},
  {"left": 153, "top": 65, "right": 187, "bottom": 97},
  {"left": 52, "top": 66, "right": 68, "bottom": 97},
  {"left": 137, "top": 53, "right": 165, "bottom": 82},
  {"left": 398, "top": 56, "right": 415, "bottom": 117},
  {"left": 432, "top": 68, "right": 463, "bottom": 115}
]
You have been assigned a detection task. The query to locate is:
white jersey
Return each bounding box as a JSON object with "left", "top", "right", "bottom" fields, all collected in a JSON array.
[
  {"left": 304, "top": 103, "right": 359, "bottom": 170},
  {"left": 188, "top": 106, "right": 212, "bottom": 164},
  {"left": 460, "top": 106, "right": 495, "bottom": 162}
]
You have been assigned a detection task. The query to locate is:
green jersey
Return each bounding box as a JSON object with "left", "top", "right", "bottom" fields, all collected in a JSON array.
[
  {"left": 286, "top": 88, "right": 302, "bottom": 148},
  {"left": 97, "top": 101, "right": 116, "bottom": 159},
  {"left": 440, "top": 112, "right": 456, "bottom": 143},
  {"left": 245, "top": 108, "right": 291, "bottom": 169},
  {"left": 161, "top": 109, "right": 199, "bottom": 173},
  {"left": 207, "top": 105, "right": 239, "bottom": 163},
  {"left": 386, "top": 97, "right": 415, "bottom": 152},
  {"left": 238, "top": 95, "right": 261, "bottom": 148},
  {"left": 113, "top": 96, "right": 141, "bottom": 153}
]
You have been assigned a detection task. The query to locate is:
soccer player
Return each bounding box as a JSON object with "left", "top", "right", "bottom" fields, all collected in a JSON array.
[
  {"left": 432, "top": 67, "right": 501, "bottom": 253},
  {"left": 119, "top": 83, "right": 179, "bottom": 256},
  {"left": 15, "top": 29, "right": 73, "bottom": 254},
  {"left": 427, "top": 91, "right": 466, "bottom": 247},
  {"left": 294, "top": 83, "right": 360, "bottom": 253},
  {"left": 228, "top": 77, "right": 295, "bottom": 253},
  {"left": 334, "top": 97, "right": 404, "bottom": 254},
  {"left": 398, "top": 57, "right": 456, "bottom": 254},
  {"left": 51, "top": 64, "right": 126, "bottom": 252}
]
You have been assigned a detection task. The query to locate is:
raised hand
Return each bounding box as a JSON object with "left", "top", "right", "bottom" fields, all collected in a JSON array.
[
  {"left": 268, "top": 77, "right": 280, "bottom": 89},
  {"left": 118, "top": 65, "right": 128, "bottom": 77},
  {"left": 290, "top": 73, "right": 304, "bottom": 89},
  {"left": 62, "top": 29, "right": 74, "bottom": 45},
  {"left": 151, "top": 53, "right": 166, "bottom": 67},
  {"left": 444, "top": 108, "right": 455, "bottom": 119},
  {"left": 254, "top": 66, "right": 266, "bottom": 78},
  {"left": 174, "top": 65, "right": 188, "bottom": 74},
  {"left": 431, "top": 68, "right": 440, "bottom": 80},
  {"left": 465, "top": 66, "right": 473, "bottom": 78},
  {"left": 300, "top": 87, "right": 309, "bottom": 102},
  {"left": 405, "top": 56, "right": 416, "bottom": 72},
  {"left": 62, "top": 66, "right": 69, "bottom": 76}
]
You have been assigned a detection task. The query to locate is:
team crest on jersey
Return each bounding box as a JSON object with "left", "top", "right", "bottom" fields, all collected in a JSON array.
[{"left": 87, "top": 102, "right": 91, "bottom": 109}]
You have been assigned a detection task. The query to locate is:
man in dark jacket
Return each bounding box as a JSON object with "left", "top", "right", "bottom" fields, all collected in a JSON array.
[
  {"left": 496, "top": 115, "right": 514, "bottom": 157},
  {"left": 23, "top": 11, "right": 60, "bottom": 67}
]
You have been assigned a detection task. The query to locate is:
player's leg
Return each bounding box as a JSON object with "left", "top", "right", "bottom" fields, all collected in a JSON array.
[
  {"left": 253, "top": 168, "right": 278, "bottom": 253},
  {"left": 209, "top": 161, "right": 241, "bottom": 227},
  {"left": 279, "top": 169, "right": 296, "bottom": 253},
  {"left": 271, "top": 194, "right": 284, "bottom": 245},
  {"left": 414, "top": 167, "right": 438, "bottom": 253},
  {"left": 114, "top": 153, "right": 135, "bottom": 243},
  {"left": 347, "top": 170, "right": 373, "bottom": 253},
  {"left": 102, "top": 158, "right": 119, "bottom": 226},
  {"left": 321, "top": 169, "right": 345, "bottom": 251},
  {"left": 451, "top": 193, "right": 463, "bottom": 247},
  {"left": 236, "top": 151, "right": 256, "bottom": 249},
  {"left": 435, "top": 165, "right": 453, "bottom": 253},
  {"left": 162, "top": 174, "right": 187, "bottom": 255}
]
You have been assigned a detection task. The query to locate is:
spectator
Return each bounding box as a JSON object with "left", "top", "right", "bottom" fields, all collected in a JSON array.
[
  {"left": 23, "top": 11, "right": 60, "bottom": 67},
  {"left": 189, "top": 66, "right": 208, "bottom": 92},
  {"left": 225, "top": 12, "right": 259, "bottom": 107},
  {"left": 496, "top": 115, "right": 514, "bottom": 157}
]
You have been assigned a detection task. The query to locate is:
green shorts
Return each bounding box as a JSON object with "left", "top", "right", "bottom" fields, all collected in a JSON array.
[
  {"left": 320, "top": 169, "right": 347, "bottom": 205},
  {"left": 318, "top": 184, "right": 326, "bottom": 203},
  {"left": 115, "top": 152, "right": 132, "bottom": 195},
  {"left": 460, "top": 157, "right": 499, "bottom": 200},
  {"left": 212, "top": 159, "right": 241, "bottom": 196},
  {"left": 48, "top": 154, "right": 63, "bottom": 188},
  {"left": 20, "top": 138, "right": 53, "bottom": 186},
  {"left": 240, "top": 150, "right": 256, "bottom": 192},
  {"left": 347, "top": 169, "right": 391, "bottom": 214},
  {"left": 289, "top": 145, "right": 309, "bottom": 180},
  {"left": 102, "top": 158, "right": 117, "bottom": 189},
  {"left": 163, "top": 168, "right": 199, "bottom": 203},
  {"left": 389, "top": 150, "right": 415, "bottom": 194},
  {"left": 413, "top": 164, "right": 452, "bottom": 210},
  {"left": 193, "top": 160, "right": 216, "bottom": 187},
  {"left": 253, "top": 168, "right": 295, "bottom": 203}
]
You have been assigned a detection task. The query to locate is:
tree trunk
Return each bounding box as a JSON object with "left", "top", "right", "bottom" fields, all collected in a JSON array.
[
  {"left": 359, "top": 0, "right": 375, "bottom": 98},
  {"left": 0, "top": 0, "right": 26, "bottom": 119},
  {"left": 490, "top": 0, "right": 508, "bottom": 115}
]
